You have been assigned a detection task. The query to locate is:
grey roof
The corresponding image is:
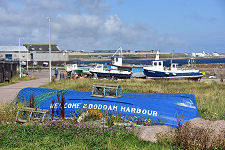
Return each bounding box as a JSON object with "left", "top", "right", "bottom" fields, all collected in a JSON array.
[
  {"left": 0, "top": 46, "right": 28, "bottom": 52},
  {"left": 23, "top": 44, "right": 60, "bottom": 52}
]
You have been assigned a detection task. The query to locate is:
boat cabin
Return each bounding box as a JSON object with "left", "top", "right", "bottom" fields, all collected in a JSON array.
[
  {"left": 111, "top": 46, "right": 123, "bottom": 66},
  {"left": 66, "top": 64, "right": 79, "bottom": 71},
  {"left": 92, "top": 64, "right": 104, "bottom": 71},
  {"left": 170, "top": 63, "right": 178, "bottom": 71},
  {"left": 111, "top": 56, "right": 123, "bottom": 66},
  {"left": 151, "top": 60, "right": 164, "bottom": 70}
]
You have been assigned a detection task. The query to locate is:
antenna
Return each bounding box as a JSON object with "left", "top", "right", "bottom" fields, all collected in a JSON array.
[
  {"left": 19, "top": 37, "right": 22, "bottom": 78},
  {"left": 171, "top": 50, "right": 174, "bottom": 65}
]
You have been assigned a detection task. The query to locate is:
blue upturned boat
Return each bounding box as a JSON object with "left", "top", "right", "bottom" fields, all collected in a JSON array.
[
  {"left": 143, "top": 51, "right": 203, "bottom": 80},
  {"left": 17, "top": 84, "right": 201, "bottom": 127}
]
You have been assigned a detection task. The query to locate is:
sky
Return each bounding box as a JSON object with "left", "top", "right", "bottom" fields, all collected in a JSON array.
[{"left": 0, "top": 0, "right": 225, "bottom": 53}]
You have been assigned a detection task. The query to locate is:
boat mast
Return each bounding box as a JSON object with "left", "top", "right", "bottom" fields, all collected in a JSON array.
[
  {"left": 155, "top": 50, "right": 160, "bottom": 60},
  {"left": 112, "top": 46, "right": 123, "bottom": 57},
  {"left": 171, "top": 50, "right": 174, "bottom": 65}
]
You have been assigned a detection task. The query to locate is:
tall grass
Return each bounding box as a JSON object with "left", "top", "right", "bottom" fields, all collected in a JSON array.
[
  {"left": 41, "top": 78, "right": 225, "bottom": 121},
  {"left": 0, "top": 119, "right": 175, "bottom": 149}
]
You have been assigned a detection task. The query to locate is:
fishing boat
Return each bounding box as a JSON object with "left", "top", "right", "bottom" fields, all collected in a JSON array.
[
  {"left": 89, "top": 64, "right": 132, "bottom": 79},
  {"left": 89, "top": 47, "right": 134, "bottom": 79},
  {"left": 66, "top": 64, "right": 83, "bottom": 74},
  {"left": 105, "top": 47, "right": 145, "bottom": 78},
  {"left": 17, "top": 84, "right": 201, "bottom": 127},
  {"left": 143, "top": 51, "right": 203, "bottom": 80},
  {"left": 66, "top": 64, "right": 91, "bottom": 76}
]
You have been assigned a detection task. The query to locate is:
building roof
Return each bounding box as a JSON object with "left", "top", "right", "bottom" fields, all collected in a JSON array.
[
  {"left": 0, "top": 46, "right": 28, "bottom": 52},
  {"left": 23, "top": 44, "right": 60, "bottom": 52}
]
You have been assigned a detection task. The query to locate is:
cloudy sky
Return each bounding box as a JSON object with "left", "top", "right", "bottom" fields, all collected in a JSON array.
[{"left": 0, "top": 0, "right": 225, "bottom": 53}]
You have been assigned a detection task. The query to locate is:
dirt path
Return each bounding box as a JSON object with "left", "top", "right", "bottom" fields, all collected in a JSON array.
[{"left": 0, "top": 70, "right": 51, "bottom": 103}]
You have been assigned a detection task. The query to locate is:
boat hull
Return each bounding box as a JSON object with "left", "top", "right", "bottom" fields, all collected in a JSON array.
[
  {"left": 143, "top": 69, "right": 203, "bottom": 80},
  {"left": 90, "top": 71, "right": 131, "bottom": 79},
  {"left": 17, "top": 88, "right": 201, "bottom": 127}
]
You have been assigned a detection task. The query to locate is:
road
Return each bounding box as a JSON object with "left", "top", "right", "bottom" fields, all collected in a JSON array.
[{"left": 0, "top": 70, "right": 51, "bottom": 103}]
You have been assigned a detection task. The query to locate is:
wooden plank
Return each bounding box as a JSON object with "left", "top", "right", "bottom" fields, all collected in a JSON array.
[
  {"left": 91, "top": 94, "right": 121, "bottom": 98},
  {"left": 93, "top": 83, "right": 119, "bottom": 88},
  {"left": 93, "top": 85, "right": 119, "bottom": 88},
  {"left": 93, "top": 86, "right": 118, "bottom": 89},
  {"left": 17, "top": 119, "right": 27, "bottom": 123},
  {"left": 18, "top": 107, "right": 49, "bottom": 113}
]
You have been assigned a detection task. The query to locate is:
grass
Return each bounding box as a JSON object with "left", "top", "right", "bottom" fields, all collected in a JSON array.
[
  {"left": 1, "top": 78, "right": 224, "bottom": 149},
  {"left": 41, "top": 78, "right": 225, "bottom": 121},
  {"left": 0, "top": 102, "right": 175, "bottom": 150},
  {"left": 0, "top": 120, "right": 175, "bottom": 150},
  {"left": 0, "top": 75, "right": 37, "bottom": 87}
]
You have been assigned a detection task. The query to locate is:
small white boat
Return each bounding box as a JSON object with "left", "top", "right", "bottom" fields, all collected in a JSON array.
[{"left": 89, "top": 64, "right": 132, "bottom": 79}]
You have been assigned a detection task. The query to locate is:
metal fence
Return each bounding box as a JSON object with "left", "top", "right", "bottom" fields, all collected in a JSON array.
[{"left": 0, "top": 61, "right": 18, "bottom": 83}]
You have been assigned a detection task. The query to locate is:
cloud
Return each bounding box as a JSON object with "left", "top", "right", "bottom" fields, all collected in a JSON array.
[
  {"left": 0, "top": 0, "right": 184, "bottom": 51},
  {"left": 74, "top": 0, "right": 110, "bottom": 14}
]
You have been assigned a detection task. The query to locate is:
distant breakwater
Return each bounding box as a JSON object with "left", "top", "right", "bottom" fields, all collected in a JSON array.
[{"left": 78, "top": 57, "right": 225, "bottom": 67}]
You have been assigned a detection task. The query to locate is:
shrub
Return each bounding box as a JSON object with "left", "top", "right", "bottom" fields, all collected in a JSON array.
[{"left": 174, "top": 123, "right": 225, "bottom": 150}]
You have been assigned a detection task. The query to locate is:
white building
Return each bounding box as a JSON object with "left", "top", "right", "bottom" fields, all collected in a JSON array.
[
  {"left": 191, "top": 51, "right": 208, "bottom": 57},
  {"left": 212, "top": 52, "right": 220, "bottom": 56},
  {"left": 0, "top": 46, "right": 30, "bottom": 61},
  {"left": 23, "top": 44, "right": 69, "bottom": 62},
  {"left": 0, "top": 44, "right": 69, "bottom": 65}
]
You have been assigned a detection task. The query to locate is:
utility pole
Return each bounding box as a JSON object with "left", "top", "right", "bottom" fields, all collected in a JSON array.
[
  {"left": 19, "top": 37, "right": 22, "bottom": 78},
  {"left": 26, "top": 44, "right": 29, "bottom": 72},
  {"left": 48, "top": 17, "right": 52, "bottom": 83}
]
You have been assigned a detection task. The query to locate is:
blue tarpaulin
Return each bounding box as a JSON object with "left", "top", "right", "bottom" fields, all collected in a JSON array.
[{"left": 17, "top": 88, "right": 201, "bottom": 127}]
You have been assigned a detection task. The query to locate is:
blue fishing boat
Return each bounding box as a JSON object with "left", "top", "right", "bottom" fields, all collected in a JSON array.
[
  {"left": 143, "top": 51, "right": 203, "bottom": 80},
  {"left": 17, "top": 84, "right": 201, "bottom": 127}
]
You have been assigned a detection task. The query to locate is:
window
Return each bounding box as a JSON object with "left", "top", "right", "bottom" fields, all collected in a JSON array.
[
  {"left": 154, "top": 62, "right": 157, "bottom": 66},
  {"left": 159, "top": 62, "right": 162, "bottom": 66}
]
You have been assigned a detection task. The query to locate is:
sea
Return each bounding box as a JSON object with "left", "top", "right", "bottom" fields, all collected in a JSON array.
[{"left": 79, "top": 57, "right": 225, "bottom": 67}]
